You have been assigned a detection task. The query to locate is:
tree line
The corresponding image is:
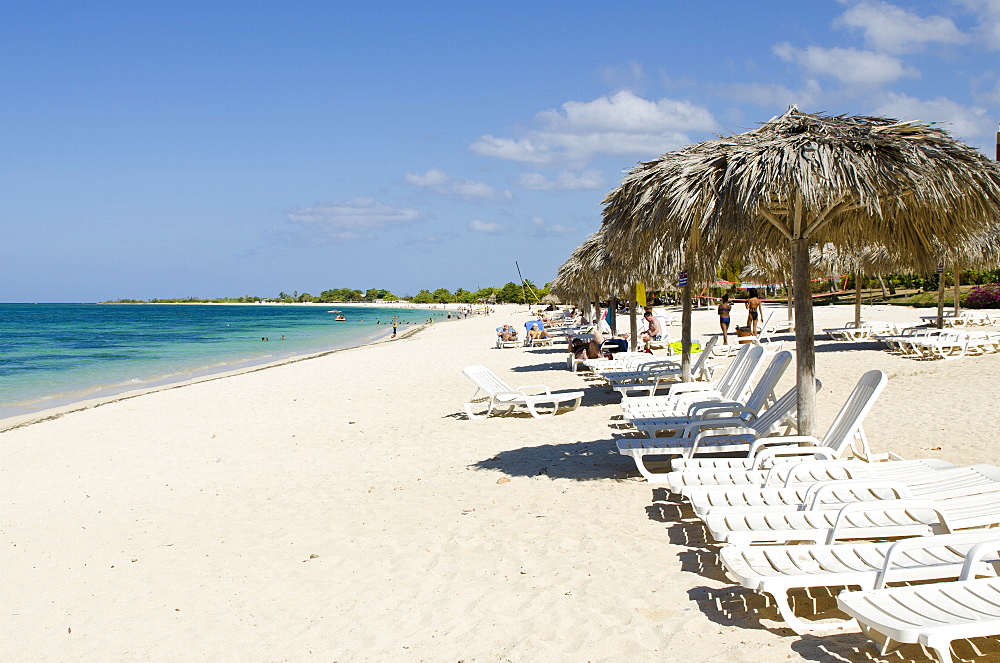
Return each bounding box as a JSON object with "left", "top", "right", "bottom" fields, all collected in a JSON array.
[{"left": 103, "top": 281, "right": 552, "bottom": 305}]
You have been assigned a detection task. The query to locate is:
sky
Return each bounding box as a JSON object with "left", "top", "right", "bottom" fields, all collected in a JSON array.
[{"left": 2, "top": 0, "right": 999, "bottom": 302}]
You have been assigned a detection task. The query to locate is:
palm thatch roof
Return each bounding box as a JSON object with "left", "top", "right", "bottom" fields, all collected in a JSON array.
[
  {"left": 599, "top": 106, "right": 1000, "bottom": 435},
  {"left": 741, "top": 243, "right": 905, "bottom": 282},
  {"left": 601, "top": 106, "right": 1000, "bottom": 265},
  {"left": 549, "top": 230, "right": 686, "bottom": 302}
]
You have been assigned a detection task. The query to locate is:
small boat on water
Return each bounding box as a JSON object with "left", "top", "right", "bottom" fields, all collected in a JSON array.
[
  {"left": 327, "top": 309, "right": 341, "bottom": 313},
  {"left": 334, "top": 315, "right": 347, "bottom": 321}
]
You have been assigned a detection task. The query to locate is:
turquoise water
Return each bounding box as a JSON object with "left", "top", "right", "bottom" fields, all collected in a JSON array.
[{"left": 0, "top": 303, "right": 452, "bottom": 419}]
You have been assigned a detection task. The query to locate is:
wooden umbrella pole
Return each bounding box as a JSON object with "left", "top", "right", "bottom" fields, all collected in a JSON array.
[
  {"left": 936, "top": 271, "right": 945, "bottom": 329},
  {"left": 681, "top": 277, "right": 692, "bottom": 382},
  {"left": 609, "top": 297, "right": 618, "bottom": 335},
  {"left": 854, "top": 272, "right": 862, "bottom": 328},
  {"left": 786, "top": 280, "right": 793, "bottom": 322},
  {"left": 792, "top": 237, "right": 816, "bottom": 437},
  {"left": 953, "top": 266, "right": 961, "bottom": 314},
  {"left": 629, "top": 299, "right": 639, "bottom": 352}
]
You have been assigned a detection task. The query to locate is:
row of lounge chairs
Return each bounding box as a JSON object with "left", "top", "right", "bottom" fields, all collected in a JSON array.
[
  {"left": 466, "top": 310, "right": 1000, "bottom": 661},
  {"left": 920, "top": 310, "right": 1000, "bottom": 327},
  {"left": 823, "top": 319, "right": 898, "bottom": 340},
  {"left": 610, "top": 361, "right": 1000, "bottom": 662},
  {"left": 876, "top": 328, "right": 1000, "bottom": 360}
]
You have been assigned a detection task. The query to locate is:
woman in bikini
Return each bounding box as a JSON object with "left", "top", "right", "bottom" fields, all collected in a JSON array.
[
  {"left": 745, "top": 288, "right": 762, "bottom": 335},
  {"left": 717, "top": 294, "right": 732, "bottom": 344}
]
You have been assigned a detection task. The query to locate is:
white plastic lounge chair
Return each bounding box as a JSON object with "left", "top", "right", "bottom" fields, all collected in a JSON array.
[
  {"left": 495, "top": 336, "right": 520, "bottom": 349},
  {"left": 712, "top": 312, "right": 783, "bottom": 356},
  {"left": 616, "top": 381, "right": 804, "bottom": 480},
  {"left": 619, "top": 342, "right": 758, "bottom": 411},
  {"left": 579, "top": 351, "right": 656, "bottom": 373},
  {"left": 615, "top": 342, "right": 755, "bottom": 402},
  {"left": 461, "top": 365, "right": 583, "bottom": 420},
  {"left": 687, "top": 458, "right": 961, "bottom": 517},
  {"left": 665, "top": 369, "right": 888, "bottom": 494},
  {"left": 624, "top": 350, "right": 791, "bottom": 437},
  {"left": 705, "top": 484, "right": 1000, "bottom": 545},
  {"left": 914, "top": 331, "right": 971, "bottom": 360},
  {"left": 602, "top": 337, "right": 720, "bottom": 392},
  {"left": 824, "top": 320, "right": 898, "bottom": 341},
  {"left": 723, "top": 530, "right": 1000, "bottom": 636},
  {"left": 838, "top": 537, "right": 1000, "bottom": 663}
]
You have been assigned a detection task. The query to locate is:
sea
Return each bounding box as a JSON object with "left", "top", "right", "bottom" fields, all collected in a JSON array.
[{"left": 0, "top": 303, "right": 455, "bottom": 420}]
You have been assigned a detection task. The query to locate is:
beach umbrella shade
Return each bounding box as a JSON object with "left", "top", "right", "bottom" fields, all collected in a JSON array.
[
  {"left": 600, "top": 106, "right": 1000, "bottom": 435},
  {"left": 742, "top": 242, "right": 916, "bottom": 327}
]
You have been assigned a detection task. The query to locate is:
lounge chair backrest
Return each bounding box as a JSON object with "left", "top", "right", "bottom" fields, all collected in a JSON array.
[
  {"left": 742, "top": 350, "right": 792, "bottom": 414},
  {"left": 462, "top": 365, "right": 514, "bottom": 396},
  {"left": 757, "top": 311, "right": 775, "bottom": 340},
  {"left": 818, "top": 369, "right": 888, "bottom": 459},
  {"left": 690, "top": 336, "right": 718, "bottom": 376},
  {"left": 718, "top": 344, "right": 765, "bottom": 401},
  {"left": 747, "top": 378, "right": 823, "bottom": 435},
  {"left": 714, "top": 342, "right": 757, "bottom": 396}
]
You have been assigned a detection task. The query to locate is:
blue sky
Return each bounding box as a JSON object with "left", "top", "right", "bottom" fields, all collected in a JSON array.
[{"left": 2, "top": 0, "right": 998, "bottom": 302}]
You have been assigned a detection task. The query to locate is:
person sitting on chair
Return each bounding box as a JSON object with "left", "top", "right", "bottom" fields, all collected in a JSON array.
[
  {"left": 528, "top": 322, "right": 550, "bottom": 340},
  {"left": 639, "top": 311, "right": 663, "bottom": 345},
  {"left": 496, "top": 324, "right": 518, "bottom": 342}
]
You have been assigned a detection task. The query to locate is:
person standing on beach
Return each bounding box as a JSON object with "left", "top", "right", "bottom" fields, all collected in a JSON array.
[
  {"left": 717, "top": 294, "right": 732, "bottom": 344},
  {"left": 745, "top": 288, "right": 762, "bottom": 335},
  {"left": 391, "top": 316, "right": 398, "bottom": 338}
]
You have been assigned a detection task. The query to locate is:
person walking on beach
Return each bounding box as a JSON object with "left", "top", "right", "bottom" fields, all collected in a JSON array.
[
  {"left": 717, "top": 294, "right": 732, "bottom": 344},
  {"left": 745, "top": 288, "right": 762, "bottom": 335}
]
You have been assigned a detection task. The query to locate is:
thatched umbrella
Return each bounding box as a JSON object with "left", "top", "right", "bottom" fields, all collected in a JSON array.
[
  {"left": 743, "top": 243, "right": 914, "bottom": 328},
  {"left": 601, "top": 106, "right": 1000, "bottom": 435},
  {"left": 551, "top": 230, "right": 690, "bottom": 355}
]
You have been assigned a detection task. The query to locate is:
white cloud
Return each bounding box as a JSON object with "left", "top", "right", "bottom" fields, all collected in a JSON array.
[
  {"left": 517, "top": 170, "right": 604, "bottom": 191},
  {"left": 284, "top": 198, "right": 420, "bottom": 242},
  {"left": 403, "top": 168, "right": 512, "bottom": 201},
  {"left": 528, "top": 217, "right": 577, "bottom": 237},
  {"left": 469, "top": 136, "right": 552, "bottom": 164},
  {"left": 468, "top": 219, "right": 505, "bottom": 233},
  {"left": 470, "top": 91, "right": 718, "bottom": 167},
  {"left": 955, "top": 0, "right": 1000, "bottom": 49},
  {"left": 403, "top": 168, "right": 450, "bottom": 187},
  {"left": 834, "top": 1, "right": 967, "bottom": 53},
  {"left": 773, "top": 42, "right": 918, "bottom": 86},
  {"left": 873, "top": 92, "right": 994, "bottom": 147}
]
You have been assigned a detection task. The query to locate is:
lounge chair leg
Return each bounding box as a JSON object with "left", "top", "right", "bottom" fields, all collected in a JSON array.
[
  {"left": 623, "top": 451, "right": 665, "bottom": 481},
  {"left": 526, "top": 402, "right": 556, "bottom": 418},
  {"left": 859, "top": 623, "right": 898, "bottom": 657},
  {"left": 771, "top": 589, "right": 855, "bottom": 635},
  {"left": 923, "top": 637, "right": 954, "bottom": 663},
  {"left": 463, "top": 401, "right": 493, "bottom": 420}
]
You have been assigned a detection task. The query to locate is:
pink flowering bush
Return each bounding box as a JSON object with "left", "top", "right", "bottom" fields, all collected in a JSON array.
[{"left": 964, "top": 283, "right": 1000, "bottom": 309}]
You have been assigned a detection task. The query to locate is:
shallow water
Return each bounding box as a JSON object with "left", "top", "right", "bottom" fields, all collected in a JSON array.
[{"left": 0, "top": 303, "right": 452, "bottom": 419}]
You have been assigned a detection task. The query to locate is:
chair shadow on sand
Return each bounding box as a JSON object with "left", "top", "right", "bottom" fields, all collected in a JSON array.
[
  {"left": 468, "top": 439, "right": 637, "bottom": 480},
  {"left": 509, "top": 361, "right": 572, "bottom": 372}
]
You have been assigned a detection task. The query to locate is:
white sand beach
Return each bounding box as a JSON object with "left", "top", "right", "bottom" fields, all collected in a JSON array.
[{"left": 3, "top": 303, "right": 1000, "bottom": 662}]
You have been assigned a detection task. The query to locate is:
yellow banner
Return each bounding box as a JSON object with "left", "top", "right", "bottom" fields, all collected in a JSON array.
[{"left": 636, "top": 282, "right": 646, "bottom": 307}]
